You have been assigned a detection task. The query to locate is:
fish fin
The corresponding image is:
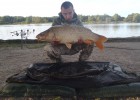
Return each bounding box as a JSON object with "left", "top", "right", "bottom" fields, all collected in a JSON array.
[
  {"left": 95, "top": 36, "right": 108, "bottom": 50},
  {"left": 52, "top": 41, "right": 60, "bottom": 44},
  {"left": 84, "top": 40, "right": 93, "bottom": 45},
  {"left": 100, "top": 35, "right": 108, "bottom": 42},
  {"left": 65, "top": 43, "right": 72, "bottom": 49}
]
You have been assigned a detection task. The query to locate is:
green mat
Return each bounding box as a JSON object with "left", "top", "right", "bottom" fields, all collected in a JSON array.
[
  {"left": 0, "top": 83, "right": 76, "bottom": 97},
  {"left": 1, "top": 83, "right": 140, "bottom": 99},
  {"left": 77, "top": 82, "right": 140, "bottom": 98}
]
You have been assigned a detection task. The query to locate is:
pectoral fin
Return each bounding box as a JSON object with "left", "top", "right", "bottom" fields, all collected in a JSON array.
[
  {"left": 95, "top": 36, "right": 108, "bottom": 50},
  {"left": 65, "top": 43, "right": 72, "bottom": 49}
]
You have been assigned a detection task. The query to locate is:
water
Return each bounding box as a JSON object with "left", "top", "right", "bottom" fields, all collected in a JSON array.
[
  {"left": 0, "top": 23, "right": 51, "bottom": 40},
  {"left": 84, "top": 23, "right": 140, "bottom": 38},
  {"left": 0, "top": 23, "right": 140, "bottom": 40}
]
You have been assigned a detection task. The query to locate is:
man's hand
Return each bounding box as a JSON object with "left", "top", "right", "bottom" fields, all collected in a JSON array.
[{"left": 51, "top": 41, "right": 60, "bottom": 45}]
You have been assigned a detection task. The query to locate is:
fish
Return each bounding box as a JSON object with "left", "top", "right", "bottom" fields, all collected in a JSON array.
[{"left": 36, "top": 25, "right": 107, "bottom": 50}]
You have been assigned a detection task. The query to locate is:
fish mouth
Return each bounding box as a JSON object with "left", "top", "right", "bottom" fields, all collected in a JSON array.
[
  {"left": 36, "top": 34, "right": 40, "bottom": 39},
  {"left": 36, "top": 34, "right": 44, "bottom": 41},
  {"left": 36, "top": 34, "right": 48, "bottom": 41}
]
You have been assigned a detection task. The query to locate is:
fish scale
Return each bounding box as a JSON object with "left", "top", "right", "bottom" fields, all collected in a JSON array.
[{"left": 36, "top": 25, "right": 107, "bottom": 49}]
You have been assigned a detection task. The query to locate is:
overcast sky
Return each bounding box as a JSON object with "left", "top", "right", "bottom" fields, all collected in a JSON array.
[{"left": 0, "top": 0, "right": 140, "bottom": 17}]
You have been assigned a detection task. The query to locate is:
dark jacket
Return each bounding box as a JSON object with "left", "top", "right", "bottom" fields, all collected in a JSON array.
[{"left": 52, "top": 12, "right": 83, "bottom": 26}]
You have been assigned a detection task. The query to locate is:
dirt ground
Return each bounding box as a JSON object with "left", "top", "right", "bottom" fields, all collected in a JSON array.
[{"left": 0, "top": 41, "right": 140, "bottom": 89}]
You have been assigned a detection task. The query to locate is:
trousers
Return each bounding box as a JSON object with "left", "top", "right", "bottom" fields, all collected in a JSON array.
[{"left": 44, "top": 43, "right": 94, "bottom": 62}]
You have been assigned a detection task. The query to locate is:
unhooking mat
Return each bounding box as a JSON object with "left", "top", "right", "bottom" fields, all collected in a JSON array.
[
  {"left": 5, "top": 61, "right": 140, "bottom": 88},
  {"left": 1, "top": 61, "right": 140, "bottom": 98}
]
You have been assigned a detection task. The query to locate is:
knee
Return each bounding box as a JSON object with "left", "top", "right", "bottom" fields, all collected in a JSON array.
[
  {"left": 43, "top": 44, "right": 54, "bottom": 57},
  {"left": 44, "top": 44, "right": 61, "bottom": 58},
  {"left": 44, "top": 44, "right": 52, "bottom": 52},
  {"left": 79, "top": 44, "right": 94, "bottom": 61}
]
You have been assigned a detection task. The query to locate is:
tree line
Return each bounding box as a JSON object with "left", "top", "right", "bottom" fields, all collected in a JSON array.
[{"left": 0, "top": 13, "right": 140, "bottom": 25}]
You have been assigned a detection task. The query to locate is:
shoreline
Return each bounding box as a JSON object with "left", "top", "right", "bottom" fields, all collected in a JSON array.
[{"left": 0, "top": 36, "right": 140, "bottom": 43}]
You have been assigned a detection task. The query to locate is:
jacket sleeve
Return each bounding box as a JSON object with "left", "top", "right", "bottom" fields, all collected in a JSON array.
[
  {"left": 52, "top": 18, "right": 62, "bottom": 26},
  {"left": 76, "top": 19, "right": 83, "bottom": 26}
]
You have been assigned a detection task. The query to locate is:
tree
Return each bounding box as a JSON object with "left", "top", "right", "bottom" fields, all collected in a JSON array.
[
  {"left": 95, "top": 15, "right": 101, "bottom": 23},
  {"left": 80, "top": 15, "right": 88, "bottom": 23},
  {"left": 132, "top": 13, "right": 140, "bottom": 22},
  {"left": 32, "top": 17, "right": 41, "bottom": 23},
  {"left": 88, "top": 16, "right": 96, "bottom": 23},
  {"left": 0, "top": 13, "right": 140, "bottom": 25},
  {"left": 25, "top": 16, "right": 32, "bottom": 24},
  {"left": 125, "top": 14, "right": 134, "bottom": 22},
  {"left": 1, "top": 16, "right": 14, "bottom": 24},
  {"left": 112, "top": 14, "right": 121, "bottom": 22}
]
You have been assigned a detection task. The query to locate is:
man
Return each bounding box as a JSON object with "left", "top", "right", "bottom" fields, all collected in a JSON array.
[
  {"left": 52, "top": 1, "right": 83, "bottom": 26},
  {"left": 44, "top": 1, "right": 94, "bottom": 62}
]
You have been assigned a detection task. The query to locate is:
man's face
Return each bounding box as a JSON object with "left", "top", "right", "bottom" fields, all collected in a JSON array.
[{"left": 61, "top": 6, "right": 74, "bottom": 21}]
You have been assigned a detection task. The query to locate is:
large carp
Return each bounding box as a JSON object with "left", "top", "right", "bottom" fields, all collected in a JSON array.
[{"left": 36, "top": 25, "right": 107, "bottom": 50}]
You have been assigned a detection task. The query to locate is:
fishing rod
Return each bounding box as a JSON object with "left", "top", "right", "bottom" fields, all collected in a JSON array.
[
  {"left": 10, "top": 29, "right": 35, "bottom": 49},
  {"left": 11, "top": 29, "right": 35, "bottom": 37}
]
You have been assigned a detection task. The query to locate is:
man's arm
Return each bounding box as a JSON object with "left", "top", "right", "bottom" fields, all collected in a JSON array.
[
  {"left": 52, "top": 18, "right": 62, "bottom": 26},
  {"left": 75, "top": 19, "right": 83, "bottom": 26}
]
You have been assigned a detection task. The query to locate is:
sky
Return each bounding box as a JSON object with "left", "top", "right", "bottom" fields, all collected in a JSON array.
[{"left": 0, "top": 0, "right": 140, "bottom": 17}]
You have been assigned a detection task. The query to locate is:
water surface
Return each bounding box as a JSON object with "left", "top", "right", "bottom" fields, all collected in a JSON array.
[{"left": 0, "top": 23, "right": 140, "bottom": 40}]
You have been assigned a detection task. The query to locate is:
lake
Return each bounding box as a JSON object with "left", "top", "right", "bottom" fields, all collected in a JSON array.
[{"left": 0, "top": 23, "right": 140, "bottom": 40}]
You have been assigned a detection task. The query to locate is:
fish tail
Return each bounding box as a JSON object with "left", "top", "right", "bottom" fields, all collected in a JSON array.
[{"left": 95, "top": 36, "right": 107, "bottom": 50}]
